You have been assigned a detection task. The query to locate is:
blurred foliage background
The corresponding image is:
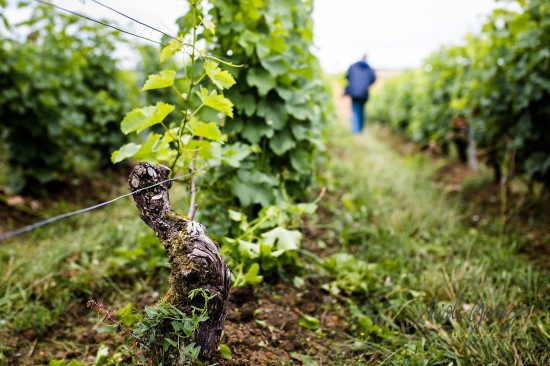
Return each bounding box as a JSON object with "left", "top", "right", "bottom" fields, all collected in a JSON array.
[{"left": 369, "top": 0, "right": 550, "bottom": 189}]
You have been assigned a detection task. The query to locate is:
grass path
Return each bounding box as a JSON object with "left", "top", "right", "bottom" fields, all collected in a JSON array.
[{"left": 323, "top": 90, "right": 549, "bottom": 364}]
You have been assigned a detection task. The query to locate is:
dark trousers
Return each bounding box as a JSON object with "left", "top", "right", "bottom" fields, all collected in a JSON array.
[{"left": 351, "top": 99, "right": 367, "bottom": 134}]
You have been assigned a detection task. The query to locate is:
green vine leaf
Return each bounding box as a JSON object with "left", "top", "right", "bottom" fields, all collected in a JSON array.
[
  {"left": 111, "top": 142, "right": 141, "bottom": 163},
  {"left": 236, "top": 239, "right": 260, "bottom": 259},
  {"left": 286, "top": 102, "right": 313, "bottom": 121},
  {"left": 198, "top": 87, "right": 234, "bottom": 118},
  {"left": 261, "top": 227, "right": 302, "bottom": 252},
  {"left": 204, "top": 60, "right": 236, "bottom": 90},
  {"left": 242, "top": 122, "right": 274, "bottom": 144},
  {"left": 233, "top": 170, "right": 276, "bottom": 207},
  {"left": 202, "top": 17, "right": 216, "bottom": 35},
  {"left": 260, "top": 56, "right": 289, "bottom": 77},
  {"left": 222, "top": 142, "right": 251, "bottom": 167},
  {"left": 243, "top": 263, "right": 263, "bottom": 287},
  {"left": 189, "top": 119, "right": 224, "bottom": 142},
  {"left": 117, "top": 303, "right": 141, "bottom": 327},
  {"left": 269, "top": 129, "right": 296, "bottom": 156},
  {"left": 237, "top": 30, "right": 260, "bottom": 56},
  {"left": 160, "top": 38, "right": 183, "bottom": 62},
  {"left": 290, "top": 150, "right": 311, "bottom": 174},
  {"left": 134, "top": 133, "right": 162, "bottom": 161},
  {"left": 298, "top": 314, "right": 320, "bottom": 331},
  {"left": 246, "top": 68, "right": 276, "bottom": 96},
  {"left": 121, "top": 102, "right": 175, "bottom": 134},
  {"left": 142, "top": 70, "right": 177, "bottom": 91}
]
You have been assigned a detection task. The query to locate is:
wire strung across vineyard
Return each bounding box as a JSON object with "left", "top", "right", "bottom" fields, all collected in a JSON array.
[{"left": 0, "top": 173, "right": 195, "bottom": 242}]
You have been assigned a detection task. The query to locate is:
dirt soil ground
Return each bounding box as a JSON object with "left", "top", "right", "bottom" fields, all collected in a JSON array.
[{"left": 221, "top": 283, "right": 349, "bottom": 365}]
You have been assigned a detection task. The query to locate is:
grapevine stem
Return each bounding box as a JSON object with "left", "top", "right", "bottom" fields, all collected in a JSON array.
[
  {"left": 188, "top": 147, "right": 199, "bottom": 220},
  {"left": 171, "top": 2, "right": 199, "bottom": 175}
]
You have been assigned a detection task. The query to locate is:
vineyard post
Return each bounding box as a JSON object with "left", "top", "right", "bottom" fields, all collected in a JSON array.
[
  {"left": 499, "top": 144, "right": 516, "bottom": 233},
  {"left": 467, "top": 126, "right": 478, "bottom": 171}
]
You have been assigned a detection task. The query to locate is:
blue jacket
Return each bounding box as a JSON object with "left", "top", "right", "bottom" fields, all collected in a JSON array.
[{"left": 345, "top": 61, "right": 376, "bottom": 102}]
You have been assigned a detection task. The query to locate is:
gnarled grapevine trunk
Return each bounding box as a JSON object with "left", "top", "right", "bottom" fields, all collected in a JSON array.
[{"left": 128, "top": 162, "right": 231, "bottom": 361}]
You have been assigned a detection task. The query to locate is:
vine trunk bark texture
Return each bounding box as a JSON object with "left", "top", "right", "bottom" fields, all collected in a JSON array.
[{"left": 128, "top": 162, "right": 231, "bottom": 361}]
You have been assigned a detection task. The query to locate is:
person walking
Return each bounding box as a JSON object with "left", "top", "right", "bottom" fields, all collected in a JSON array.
[{"left": 344, "top": 55, "right": 376, "bottom": 134}]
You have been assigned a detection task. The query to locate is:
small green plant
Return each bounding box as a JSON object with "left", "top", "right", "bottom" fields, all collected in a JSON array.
[
  {"left": 218, "top": 344, "right": 232, "bottom": 360},
  {"left": 298, "top": 314, "right": 320, "bottom": 331},
  {"left": 43, "top": 360, "right": 85, "bottom": 366},
  {"left": 133, "top": 289, "right": 214, "bottom": 365},
  {"left": 222, "top": 201, "right": 317, "bottom": 286},
  {"left": 88, "top": 288, "right": 214, "bottom": 365},
  {"left": 321, "top": 253, "right": 377, "bottom": 296}
]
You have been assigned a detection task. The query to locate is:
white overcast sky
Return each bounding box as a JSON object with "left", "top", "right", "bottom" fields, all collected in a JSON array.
[{"left": 5, "top": 0, "right": 505, "bottom": 72}]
